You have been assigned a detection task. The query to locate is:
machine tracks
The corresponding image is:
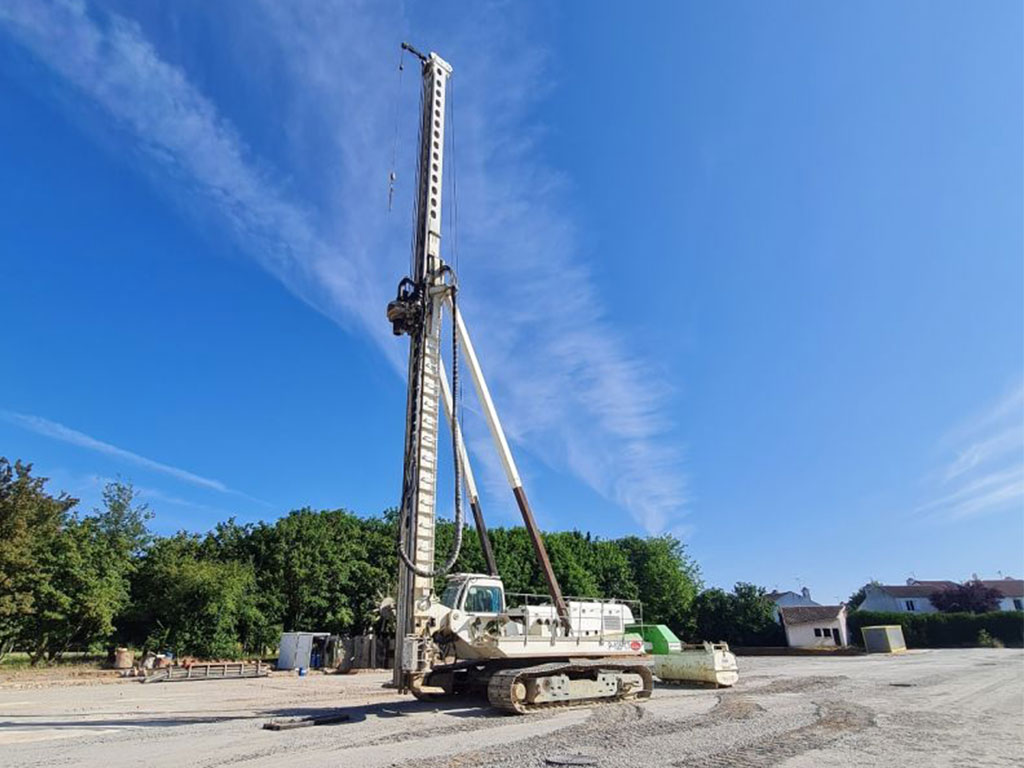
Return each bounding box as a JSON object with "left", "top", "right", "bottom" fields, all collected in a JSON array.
[{"left": 487, "top": 659, "right": 653, "bottom": 714}]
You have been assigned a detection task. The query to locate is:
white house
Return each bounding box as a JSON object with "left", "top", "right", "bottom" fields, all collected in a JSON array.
[
  {"left": 767, "top": 587, "right": 819, "bottom": 622},
  {"left": 986, "top": 578, "right": 1024, "bottom": 611},
  {"left": 779, "top": 605, "right": 848, "bottom": 648},
  {"left": 858, "top": 578, "right": 1024, "bottom": 614},
  {"left": 858, "top": 580, "right": 955, "bottom": 613}
]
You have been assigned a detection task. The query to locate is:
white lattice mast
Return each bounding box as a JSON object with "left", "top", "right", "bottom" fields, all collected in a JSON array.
[{"left": 391, "top": 45, "right": 452, "bottom": 689}]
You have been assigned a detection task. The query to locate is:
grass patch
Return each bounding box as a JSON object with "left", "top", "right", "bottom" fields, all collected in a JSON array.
[{"left": 0, "top": 651, "right": 107, "bottom": 669}]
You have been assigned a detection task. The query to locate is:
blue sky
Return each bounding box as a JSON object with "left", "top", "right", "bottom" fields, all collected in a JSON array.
[{"left": 1, "top": 1, "right": 1021, "bottom": 604}]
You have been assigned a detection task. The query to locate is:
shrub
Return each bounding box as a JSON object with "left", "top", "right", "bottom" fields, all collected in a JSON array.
[
  {"left": 931, "top": 580, "right": 1003, "bottom": 613},
  {"left": 977, "top": 629, "right": 1003, "bottom": 649}
]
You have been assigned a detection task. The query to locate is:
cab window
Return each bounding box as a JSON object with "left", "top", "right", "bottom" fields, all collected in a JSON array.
[
  {"left": 440, "top": 582, "right": 463, "bottom": 608},
  {"left": 464, "top": 585, "right": 503, "bottom": 613}
]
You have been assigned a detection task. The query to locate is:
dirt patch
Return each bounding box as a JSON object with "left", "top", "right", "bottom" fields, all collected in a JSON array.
[
  {"left": 705, "top": 693, "right": 764, "bottom": 721},
  {"left": 748, "top": 674, "right": 847, "bottom": 695},
  {"left": 0, "top": 665, "right": 122, "bottom": 689},
  {"left": 678, "top": 700, "right": 876, "bottom": 768}
]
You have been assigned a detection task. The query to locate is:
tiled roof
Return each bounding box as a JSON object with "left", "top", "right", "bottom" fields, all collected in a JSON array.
[
  {"left": 779, "top": 605, "right": 844, "bottom": 624},
  {"left": 982, "top": 579, "right": 1024, "bottom": 598},
  {"left": 871, "top": 579, "right": 1023, "bottom": 598},
  {"left": 874, "top": 583, "right": 956, "bottom": 598}
]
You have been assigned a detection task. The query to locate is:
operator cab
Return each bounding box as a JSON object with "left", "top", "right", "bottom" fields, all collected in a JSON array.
[{"left": 440, "top": 573, "right": 505, "bottom": 615}]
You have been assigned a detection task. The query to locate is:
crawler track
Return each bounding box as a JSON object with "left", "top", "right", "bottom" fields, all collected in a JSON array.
[{"left": 487, "top": 658, "right": 653, "bottom": 714}]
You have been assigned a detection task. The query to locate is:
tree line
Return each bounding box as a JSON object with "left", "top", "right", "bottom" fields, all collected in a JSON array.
[{"left": 0, "top": 458, "right": 784, "bottom": 663}]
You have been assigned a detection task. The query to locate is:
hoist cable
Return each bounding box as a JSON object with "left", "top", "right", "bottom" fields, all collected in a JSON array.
[
  {"left": 394, "top": 56, "right": 465, "bottom": 579},
  {"left": 447, "top": 73, "right": 466, "bottom": 445},
  {"left": 387, "top": 47, "right": 405, "bottom": 213},
  {"left": 395, "top": 271, "right": 464, "bottom": 579}
]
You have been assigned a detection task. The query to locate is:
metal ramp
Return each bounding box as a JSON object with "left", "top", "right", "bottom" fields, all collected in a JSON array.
[{"left": 143, "top": 661, "right": 267, "bottom": 683}]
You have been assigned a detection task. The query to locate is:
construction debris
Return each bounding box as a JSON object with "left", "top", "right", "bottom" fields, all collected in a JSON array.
[
  {"left": 263, "top": 712, "right": 351, "bottom": 731},
  {"left": 142, "top": 661, "right": 267, "bottom": 684},
  {"left": 545, "top": 755, "right": 598, "bottom": 766}
]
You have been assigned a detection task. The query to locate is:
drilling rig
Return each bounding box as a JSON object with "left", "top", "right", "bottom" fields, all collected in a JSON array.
[{"left": 385, "top": 44, "right": 655, "bottom": 713}]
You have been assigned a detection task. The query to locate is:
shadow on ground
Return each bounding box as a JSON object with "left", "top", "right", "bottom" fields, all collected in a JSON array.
[{"left": 0, "top": 692, "right": 501, "bottom": 731}]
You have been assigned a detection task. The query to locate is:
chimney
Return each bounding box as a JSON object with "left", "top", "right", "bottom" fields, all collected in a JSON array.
[{"left": 801, "top": 587, "right": 811, "bottom": 600}]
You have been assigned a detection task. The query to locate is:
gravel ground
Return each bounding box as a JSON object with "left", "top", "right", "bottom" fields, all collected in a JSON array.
[{"left": 0, "top": 649, "right": 1020, "bottom": 767}]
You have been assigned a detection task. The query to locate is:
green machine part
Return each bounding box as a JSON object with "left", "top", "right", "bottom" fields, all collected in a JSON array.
[{"left": 633, "top": 624, "right": 683, "bottom": 656}]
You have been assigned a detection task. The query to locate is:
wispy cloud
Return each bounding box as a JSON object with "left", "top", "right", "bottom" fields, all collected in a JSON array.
[
  {"left": 1, "top": 409, "right": 262, "bottom": 503},
  {"left": 918, "top": 383, "right": 1024, "bottom": 521},
  {"left": 127, "top": 483, "right": 234, "bottom": 520},
  {"left": 0, "top": 1, "right": 687, "bottom": 533},
  {"left": 0, "top": 0, "right": 353, "bottom": 323},
  {"left": 32, "top": 469, "right": 238, "bottom": 533},
  {"left": 53, "top": 470, "right": 230, "bottom": 513}
]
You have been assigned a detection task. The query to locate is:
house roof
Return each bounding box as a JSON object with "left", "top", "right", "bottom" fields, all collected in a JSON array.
[
  {"left": 872, "top": 583, "right": 956, "bottom": 598},
  {"left": 779, "top": 605, "right": 844, "bottom": 624},
  {"left": 869, "top": 579, "right": 1023, "bottom": 599},
  {"left": 982, "top": 579, "right": 1024, "bottom": 598},
  {"left": 766, "top": 590, "right": 819, "bottom": 605}
]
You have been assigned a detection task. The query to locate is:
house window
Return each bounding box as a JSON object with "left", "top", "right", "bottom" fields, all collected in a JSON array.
[
  {"left": 814, "top": 628, "right": 822, "bottom": 637},
  {"left": 905, "top": 600, "right": 915, "bottom": 611},
  {"left": 1014, "top": 599, "right": 1022, "bottom": 611}
]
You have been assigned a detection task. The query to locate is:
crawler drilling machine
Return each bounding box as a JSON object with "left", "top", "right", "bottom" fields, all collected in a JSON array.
[{"left": 385, "top": 44, "right": 654, "bottom": 713}]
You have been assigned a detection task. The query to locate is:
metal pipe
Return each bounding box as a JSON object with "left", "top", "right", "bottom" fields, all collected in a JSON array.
[{"left": 447, "top": 297, "right": 571, "bottom": 631}]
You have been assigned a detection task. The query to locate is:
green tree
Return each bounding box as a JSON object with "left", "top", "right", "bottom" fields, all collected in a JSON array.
[
  {"left": 350, "top": 515, "right": 399, "bottom": 632},
  {"left": 93, "top": 481, "right": 152, "bottom": 560},
  {"left": 0, "top": 460, "right": 71, "bottom": 660},
  {"left": 545, "top": 531, "right": 602, "bottom": 598},
  {"left": 693, "top": 587, "right": 736, "bottom": 642},
  {"left": 130, "top": 534, "right": 265, "bottom": 658},
  {"left": 256, "top": 509, "right": 372, "bottom": 634},
  {"left": 3, "top": 456, "right": 717, "bottom": 660},
  {"left": 21, "top": 480, "right": 150, "bottom": 663},
  {"left": 490, "top": 526, "right": 546, "bottom": 598},
  {"left": 591, "top": 539, "right": 639, "bottom": 602},
  {"left": 730, "top": 582, "right": 783, "bottom": 645},
  {"left": 693, "top": 583, "right": 785, "bottom": 646},
  {"left": 618, "top": 535, "right": 700, "bottom": 635}
]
